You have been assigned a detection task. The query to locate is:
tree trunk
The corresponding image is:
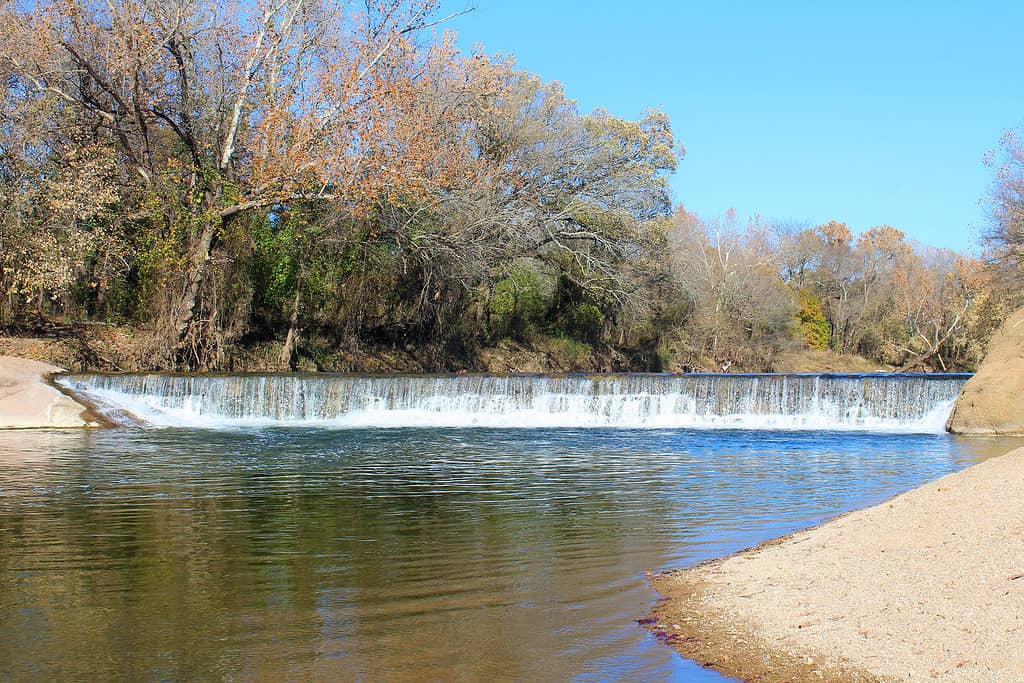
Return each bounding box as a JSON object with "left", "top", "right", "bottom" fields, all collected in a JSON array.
[
  {"left": 171, "top": 218, "right": 219, "bottom": 354},
  {"left": 280, "top": 272, "right": 305, "bottom": 371},
  {"left": 280, "top": 296, "right": 301, "bottom": 371}
]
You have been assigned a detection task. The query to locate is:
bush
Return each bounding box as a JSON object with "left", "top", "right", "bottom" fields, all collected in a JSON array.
[
  {"left": 488, "top": 266, "right": 550, "bottom": 339},
  {"left": 556, "top": 302, "right": 605, "bottom": 344},
  {"left": 796, "top": 289, "right": 830, "bottom": 350}
]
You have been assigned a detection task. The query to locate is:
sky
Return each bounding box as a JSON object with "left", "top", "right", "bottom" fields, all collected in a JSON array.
[{"left": 439, "top": 0, "right": 1024, "bottom": 253}]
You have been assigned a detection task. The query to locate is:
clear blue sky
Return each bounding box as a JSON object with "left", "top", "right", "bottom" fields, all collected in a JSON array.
[{"left": 440, "top": 0, "right": 1024, "bottom": 253}]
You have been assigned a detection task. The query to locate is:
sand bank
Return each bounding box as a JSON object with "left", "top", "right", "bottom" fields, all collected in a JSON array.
[
  {"left": 0, "top": 356, "right": 99, "bottom": 428},
  {"left": 649, "top": 447, "right": 1024, "bottom": 682}
]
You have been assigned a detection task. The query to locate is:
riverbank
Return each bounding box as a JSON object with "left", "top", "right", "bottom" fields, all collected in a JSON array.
[
  {"left": 0, "top": 357, "right": 99, "bottom": 428},
  {"left": 0, "top": 327, "right": 890, "bottom": 375},
  {"left": 647, "top": 446, "right": 1024, "bottom": 682}
]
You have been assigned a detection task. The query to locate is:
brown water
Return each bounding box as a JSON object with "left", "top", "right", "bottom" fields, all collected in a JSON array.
[{"left": 0, "top": 427, "right": 1018, "bottom": 681}]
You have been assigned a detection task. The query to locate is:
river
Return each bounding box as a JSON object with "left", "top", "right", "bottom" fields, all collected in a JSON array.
[{"left": 0, "top": 374, "right": 1019, "bottom": 681}]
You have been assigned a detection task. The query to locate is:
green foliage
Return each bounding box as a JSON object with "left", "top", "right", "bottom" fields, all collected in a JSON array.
[
  {"left": 548, "top": 335, "right": 594, "bottom": 365},
  {"left": 556, "top": 302, "right": 605, "bottom": 344},
  {"left": 250, "top": 218, "right": 299, "bottom": 321},
  {"left": 796, "top": 289, "right": 830, "bottom": 350},
  {"left": 488, "top": 266, "right": 550, "bottom": 339}
]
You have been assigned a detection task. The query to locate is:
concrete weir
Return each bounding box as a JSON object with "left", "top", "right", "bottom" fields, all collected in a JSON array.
[{"left": 57, "top": 371, "right": 966, "bottom": 431}]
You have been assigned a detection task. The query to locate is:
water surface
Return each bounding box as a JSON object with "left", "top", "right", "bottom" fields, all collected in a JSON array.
[{"left": 0, "top": 427, "right": 1018, "bottom": 681}]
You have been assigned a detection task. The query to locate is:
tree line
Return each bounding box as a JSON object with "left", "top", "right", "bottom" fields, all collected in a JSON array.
[{"left": 1, "top": 0, "right": 1019, "bottom": 372}]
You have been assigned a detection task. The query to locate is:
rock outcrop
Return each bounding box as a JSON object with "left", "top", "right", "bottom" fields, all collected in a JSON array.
[
  {"left": 947, "top": 308, "right": 1024, "bottom": 434},
  {"left": 0, "top": 356, "right": 99, "bottom": 428}
]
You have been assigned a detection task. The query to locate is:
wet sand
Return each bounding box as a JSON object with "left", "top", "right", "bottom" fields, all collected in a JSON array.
[
  {"left": 648, "top": 447, "right": 1024, "bottom": 682},
  {"left": 0, "top": 356, "right": 98, "bottom": 428}
]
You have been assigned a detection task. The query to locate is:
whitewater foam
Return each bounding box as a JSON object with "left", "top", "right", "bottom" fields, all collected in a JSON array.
[{"left": 56, "top": 373, "right": 968, "bottom": 434}]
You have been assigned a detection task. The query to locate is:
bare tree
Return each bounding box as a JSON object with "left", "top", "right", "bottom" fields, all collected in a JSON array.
[
  {"left": 668, "top": 208, "right": 793, "bottom": 364},
  {"left": 984, "top": 128, "right": 1024, "bottom": 272}
]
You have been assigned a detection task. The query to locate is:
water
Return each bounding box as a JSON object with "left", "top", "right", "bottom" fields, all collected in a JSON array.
[
  {"left": 0, "top": 421, "right": 1019, "bottom": 681},
  {"left": 59, "top": 372, "right": 969, "bottom": 432}
]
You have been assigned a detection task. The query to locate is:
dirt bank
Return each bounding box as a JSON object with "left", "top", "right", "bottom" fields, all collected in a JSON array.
[
  {"left": 1, "top": 328, "right": 896, "bottom": 375},
  {"left": 0, "top": 356, "right": 100, "bottom": 428},
  {"left": 648, "top": 447, "right": 1024, "bottom": 682}
]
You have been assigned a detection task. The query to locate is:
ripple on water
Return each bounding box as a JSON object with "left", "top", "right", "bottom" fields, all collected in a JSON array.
[{"left": 0, "top": 427, "right": 1021, "bottom": 682}]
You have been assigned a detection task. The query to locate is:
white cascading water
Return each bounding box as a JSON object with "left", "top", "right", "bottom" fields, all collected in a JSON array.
[{"left": 56, "top": 373, "right": 969, "bottom": 433}]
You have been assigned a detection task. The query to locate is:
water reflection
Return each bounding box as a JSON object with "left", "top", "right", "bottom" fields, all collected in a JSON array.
[{"left": 0, "top": 428, "right": 1019, "bottom": 681}]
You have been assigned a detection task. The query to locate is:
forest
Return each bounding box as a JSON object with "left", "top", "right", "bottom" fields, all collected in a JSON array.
[{"left": 1, "top": 0, "right": 1022, "bottom": 372}]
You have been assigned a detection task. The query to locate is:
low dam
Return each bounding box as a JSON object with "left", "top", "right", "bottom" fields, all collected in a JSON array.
[{"left": 58, "top": 372, "right": 969, "bottom": 432}]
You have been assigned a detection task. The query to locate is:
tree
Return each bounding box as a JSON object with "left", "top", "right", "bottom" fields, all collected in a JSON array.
[
  {"left": 354, "top": 56, "right": 681, "bottom": 351},
  {"left": 890, "top": 249, "right": 976, "bottom": 371},
  {"left": 0, "top": 98, "right": 131, "bottom": 324},
  {"left": 796, "top": 289, "right": 829, "bottom": 350},
  {"left": 234, "top": 49, "right": 680, "bottom": 369},
  {"left": 667, "top": 208, "right": 793, "bottom": 366},
  {"left": 984, "top": 128, "right": 1024, "bottom": 272},
  {"left": 465, "top": 64, "right": 679, "bottom": 312},
  {"left": 0, "top": 0, "right": 466, "bottom": 366}
]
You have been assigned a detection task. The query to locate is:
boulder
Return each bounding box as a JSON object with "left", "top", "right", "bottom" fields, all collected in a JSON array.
[{"left": 947, "top": 308, "right": 1024, "bottom": 434}]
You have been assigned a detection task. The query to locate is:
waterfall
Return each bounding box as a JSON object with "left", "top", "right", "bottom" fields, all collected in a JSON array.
[{"left": 56, "top": 373, "right": 969, "bottom": 433}]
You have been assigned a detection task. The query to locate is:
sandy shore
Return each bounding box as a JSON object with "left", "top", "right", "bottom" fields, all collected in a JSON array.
[
  {"left": 0, "top": 356, "right": 99, "bottom": 428},
  {"left": 648, "top": 447, "right": 1024, "bottom": 682}
]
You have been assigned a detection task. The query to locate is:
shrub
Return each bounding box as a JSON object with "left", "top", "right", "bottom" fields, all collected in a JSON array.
[{"left": 796, "top": 289, "right": 830, "bottom": 350}]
